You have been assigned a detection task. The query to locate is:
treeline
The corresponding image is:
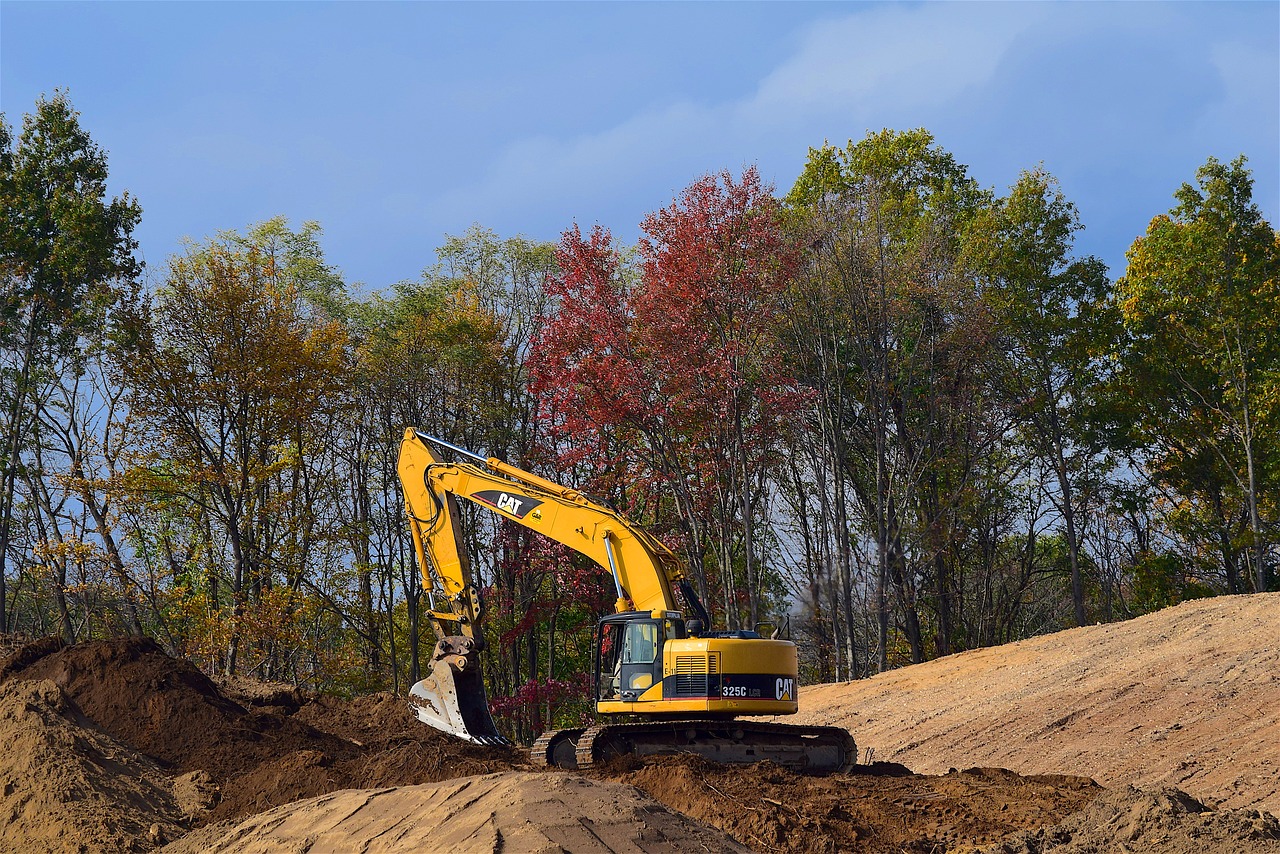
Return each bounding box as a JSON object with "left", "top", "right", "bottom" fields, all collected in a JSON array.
[{"left": 2, "top": 95, "right": 1276, "bottom": 740}]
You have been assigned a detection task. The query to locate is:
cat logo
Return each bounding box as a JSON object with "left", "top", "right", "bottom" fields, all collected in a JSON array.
[
  {"left": 775, "top": 677, "right": 794, "bottom": 701},
  {"left": 470, "top": 490, "right": 544, "bottom": 520}
]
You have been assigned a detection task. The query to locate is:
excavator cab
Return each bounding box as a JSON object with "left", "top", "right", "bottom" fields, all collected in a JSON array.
[{"left": 595, "top": 612, "right": 687, "bottom": 703}]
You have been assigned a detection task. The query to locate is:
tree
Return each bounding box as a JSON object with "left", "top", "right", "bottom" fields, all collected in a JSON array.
[
  {"left": 343, "top": 226, "right": 568, "bottom": 710},
  {"left": 1115, "top": 156, "right": 1279, "bottom": 593},
  {"left": 977, "top": 167, "right": 1113, "bottom": 625},
  {"left": 120, "top": 220, "right": 348, "bottom": 676},
  {"left": 532, "top": 167, "right": 805, "bottom": 630},
  {"left": 635, "top": 166, "right": 806, "bottom": 627},
  {"left": 0, "top": 92, "right": 141, "bottom": 631},
  {"left": 786, "top": 129, "right": 996, "bottom": 669}
]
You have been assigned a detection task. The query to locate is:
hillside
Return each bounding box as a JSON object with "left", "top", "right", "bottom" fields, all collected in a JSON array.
[{"left": 786, "top": 593, "right": 1280, "bottom": 812}]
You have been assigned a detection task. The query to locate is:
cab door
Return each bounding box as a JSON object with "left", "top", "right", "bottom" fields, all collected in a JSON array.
[{"left": 617, "top": 620, "right": 661, "bottom": 701}]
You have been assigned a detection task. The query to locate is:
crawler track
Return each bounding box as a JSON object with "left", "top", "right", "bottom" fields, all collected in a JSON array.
[
  {"left": 558, "top": 720, "right": 856, "bottom": 773},
  {"left": 531, "top": 727, "right": 586, "bottom": 768}
]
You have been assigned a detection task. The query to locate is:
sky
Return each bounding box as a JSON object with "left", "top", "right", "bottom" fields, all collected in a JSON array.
[{"left": 3, "top": 1, "right": 1277, "bottom": 292}]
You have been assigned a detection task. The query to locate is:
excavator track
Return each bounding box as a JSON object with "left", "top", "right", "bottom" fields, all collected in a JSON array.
[
  {"left": 531, "top": 728, "right": 585, "bottom": 769},
  {"left": 571, "top": 720, "right": 856, "bottom": 774}
]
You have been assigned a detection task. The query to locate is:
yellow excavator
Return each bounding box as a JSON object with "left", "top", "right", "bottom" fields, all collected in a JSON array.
[{"left": 397, "top": 428, "right": 856, "bottom": 772}]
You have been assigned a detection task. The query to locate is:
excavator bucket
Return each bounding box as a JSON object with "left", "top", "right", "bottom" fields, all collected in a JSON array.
[{"left": 408, "top": 636, "right": 510, "bottom": 746}]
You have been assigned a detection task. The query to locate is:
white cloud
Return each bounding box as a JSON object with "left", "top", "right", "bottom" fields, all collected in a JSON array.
[
  {"left": 425, "top": 4, "right": 1046, "bottom": 232},
  {"left": 745, "top": 3, "right": 1043, "bottom": 120}
]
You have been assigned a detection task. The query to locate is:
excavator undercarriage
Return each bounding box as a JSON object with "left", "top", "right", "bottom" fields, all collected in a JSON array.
[{"left": 533, "top": 720, "right": 857, "bottom": 773}]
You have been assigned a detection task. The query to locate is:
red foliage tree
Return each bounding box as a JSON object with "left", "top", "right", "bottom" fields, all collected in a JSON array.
[{"left": 530, "top": 167, "right": 807, "bottom": 627}]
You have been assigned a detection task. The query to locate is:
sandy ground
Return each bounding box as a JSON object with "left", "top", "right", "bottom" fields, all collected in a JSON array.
[
  {"left": 162, "top": 772, "right": 751, "bottom": 854},
  {"left": 783, "top": 593, "right": 1280, "bottom": 813}
]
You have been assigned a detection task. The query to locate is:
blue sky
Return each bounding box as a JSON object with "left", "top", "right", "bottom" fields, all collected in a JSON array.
[{"left": 3, "top": 2, "right": 1277, "bottom": 291}]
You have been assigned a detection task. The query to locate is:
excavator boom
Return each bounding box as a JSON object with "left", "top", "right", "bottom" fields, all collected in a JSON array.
[{"left": 397, "top": 428, "right": 693, "bottom": 743}]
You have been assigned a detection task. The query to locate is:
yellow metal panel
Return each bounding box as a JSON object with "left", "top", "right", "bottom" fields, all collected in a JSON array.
[{"left": 662, "top": 637, "right": 798, "bottom": 682}]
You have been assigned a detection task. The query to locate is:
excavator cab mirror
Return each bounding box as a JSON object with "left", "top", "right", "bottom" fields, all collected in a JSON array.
[{"left": 754, "top": 615, "right": 790, "bottom": 640}]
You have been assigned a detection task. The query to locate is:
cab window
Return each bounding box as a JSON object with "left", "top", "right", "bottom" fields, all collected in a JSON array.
[
  {"left": 598, "top": 622, "right": 624, "bottom": 699},
  {"left": 622, "top": 621, "right": 659, "bottom": 664}
]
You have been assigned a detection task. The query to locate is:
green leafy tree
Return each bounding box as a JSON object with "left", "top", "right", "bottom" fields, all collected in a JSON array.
[
  {"left": 786, "top": 129, "right": 997, "bottom": 668},
  {"left": 1115, "top": 156, "right": 1279, "bottom": 593},
  {"left": 0, "top": 92, "right": 141, "bottom": 631},
  {"left": 976, "top": 167, "right": 1113, "bottom": 625}
]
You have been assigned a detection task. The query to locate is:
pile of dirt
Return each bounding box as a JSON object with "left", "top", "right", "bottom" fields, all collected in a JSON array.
[
  {"left": 0, "top": 678, "right": 185, "bottom": 852},
  {"left": 162, "top": 771, "right": 751, "bottom": 854},
  {"left": 596, "top": 754, "right": 1099, "bottom": 853},
  {"left": 8, "top": 637, "right": 356, "bottom": 780},
  {"left": 204, "top": 692, "right": 522, "bottom": 822},
  {"left": 785, "top": 593, "right": 1280, "bottom": 814},
  {"left": 1, "top": 637, "right": 526, "bottom": 826},
  {"left": 982, "top": 787, "right": 1280, "bottom": 853}
]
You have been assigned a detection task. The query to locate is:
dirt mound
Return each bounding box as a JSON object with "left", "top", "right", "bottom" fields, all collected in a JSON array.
[
  {"left": 205, "top": 691, "right": 527, "bottom": 822},
  {"left": 983, "top": 786, "right": 1280, "bottom": 853},
  {"left": 0, "top": 634, "right": 64, "bottom": 681},
  {"left": 162, "top": 771, "right": 751, "bottom": 854},
  {"left": 786, "top": 593, "right": 1280, "bottom": 814},
  {"left": 0, "top": 678, "right": 185, "bottom": 852},
  {"left": 213, "top": 673, "right": 303, "bottom": 712},
  {"left": 294, "top": 692, "right": 517, "bottom": 785},
  {"left": 0, "top": 636, "right": 526, "bottom": 827},
  {"left": 596, "top": 754, "right": 1099, "bottom": 853},
  {"left": 8, "top": 637, "right": 356, "bottom": 780}
]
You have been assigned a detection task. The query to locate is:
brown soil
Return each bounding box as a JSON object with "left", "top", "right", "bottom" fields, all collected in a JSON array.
[
  {"left": 2, "top": 637, "right": 527, "bottom": 826},
  {"left": 0, "top": 678, "right": 185, "bottom": 852},
  {"left": 9, "top": 637, "right": 356, "bottom": 780},
  {"left": 981, "top": 787, "right": 1280, "bottom": 853},
  {"left": 0, "top": 592, "right": 1277, "bottom": 852},
  {"left": 782, "top": 593, "right": 1280, "bottom": 815},
  {"left": 596, "top": 755, "right": 1100, "bottom": 853}
]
